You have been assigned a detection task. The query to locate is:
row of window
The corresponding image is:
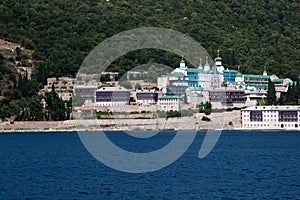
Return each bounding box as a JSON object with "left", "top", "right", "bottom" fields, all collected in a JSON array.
[
  {"left": 159, "top": 103, "right": 179, "bottom": 106},
  {"left": 244, "top": 123, "right": 299, "bottom": 128}
]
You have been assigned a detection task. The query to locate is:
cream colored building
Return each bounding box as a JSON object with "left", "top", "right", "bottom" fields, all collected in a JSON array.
[
  {"left": 242, "top": 106, "right": 300, "bottom": 129},
  {"left": 157, "top": 96, "right": 182, "bottom": 111}
]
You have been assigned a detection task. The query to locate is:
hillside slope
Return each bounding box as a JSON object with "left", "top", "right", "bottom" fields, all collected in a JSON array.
[{"left": 0, "top": 0, "right": 299, "bottom": 80}]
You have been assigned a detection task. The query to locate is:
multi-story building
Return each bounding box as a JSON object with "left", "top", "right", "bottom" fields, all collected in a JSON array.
[
  {"left": 186, "top": 87, "right": 204, "bottom": 108},
  {"left": 208, "top": 88, "right": 246, "bottom": 108},
  {"left": 95, "top": 87, "right": 130, "bottom": 107},
  {"left": 166, "top": 84, "right": 188, "bottom": 97},
  {"left": 136, "top": 89, "right": 158, "bottom": 105},
  {"left": 187, "top": 68, "right": 200, "bottom": 87},
  {"left": 245, "top": 89, "right": 267, "bottom": 102},
  {"left": 73, "top": 85, "right": 98, "bottom": 102},
  {"left": 241, "top": 106, "right": 300, "bottom": 129},
  {"left": 223, "top": 69, "right": 238, "bottom": 85},
  {"left": 243, "top": 69, "right": 269, "bottom": 90},
  {"left": 157, "top": 96, "right": 182, "bottom": 111}
]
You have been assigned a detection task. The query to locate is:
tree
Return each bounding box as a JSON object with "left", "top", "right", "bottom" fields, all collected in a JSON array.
[
  {"left": 27, "top": 96, "right": 44, "bottom": 120},
  {"left": 135, "top": 83, "right": 142, "bottom": 90},
  {"left": 120, "top": 81, "right": 132, "bottom": 90},
  {"left": 100, "top": 74, "right": 111, "bottom": 82},
  {"left": 266, "top": 79, "right": 276, "bottom": 105},
  {"left": 72, "top": 95, "right": 85, "bottom": 107},
  {"left": 44, "top": 84, "right": 67, "bottom": 120}
]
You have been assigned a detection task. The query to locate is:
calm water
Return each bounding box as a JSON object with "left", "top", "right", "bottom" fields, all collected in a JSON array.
[{"left": 0, "top": 131, "right": 299, "bottom": 199}]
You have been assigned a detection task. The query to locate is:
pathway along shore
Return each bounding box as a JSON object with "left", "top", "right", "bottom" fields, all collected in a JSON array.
[{"left": 0, "top": 111, "right": 241, "bottom": 132}]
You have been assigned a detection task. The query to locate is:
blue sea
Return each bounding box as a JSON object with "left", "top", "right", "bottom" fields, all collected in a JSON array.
[{"left": 0, "top": 131, "right": 299, "bottom": 199}]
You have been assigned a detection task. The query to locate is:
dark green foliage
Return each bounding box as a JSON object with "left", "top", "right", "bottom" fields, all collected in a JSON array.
[
  {"left": 278, "top": 82, "right": 300, "bottom": 105},
  {"left": 72, "top": 95, "right": 85, "bottom": 107},
  {"left": 266, "top": 79, "right": 277, "bottom": 105},
  {"left": 157, "top": 109, "right": 194, "bottom": 118},
  {"left": 201, "top": 116, "right": 211, "bottom": 121},
  {"left": 0, "top": 0, "right": 299, "bottom": 79},
  {"left": 44, "top": 84, "right": 69, "bottom": 120},
  {"left": 197, "top": 102, "right": 212, "bottom": 115},
  {"left": 0, "top": 0, "right": 299, "bottom": 121},
  {"left": 134, "top": 83, "right": 142, "bottom": 90},
  {"left": 120, "top": 81, "right": 132, "bottom": 89},
  {"left": 100, "top": 74, "right": 111, "bottom": 82}
]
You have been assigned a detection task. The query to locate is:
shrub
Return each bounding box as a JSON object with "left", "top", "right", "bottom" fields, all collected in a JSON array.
[{"left": 201, "top": 116, "right": 211, "bottom": 121}]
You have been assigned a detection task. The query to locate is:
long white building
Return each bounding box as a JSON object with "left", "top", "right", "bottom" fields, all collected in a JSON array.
[{"left": 241, "top": 106, "right": 300, "bottom": 129}]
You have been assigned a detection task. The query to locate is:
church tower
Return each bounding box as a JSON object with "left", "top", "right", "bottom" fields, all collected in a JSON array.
[
  {"left": 263, "top": 66, "right": 268, "bottom": 76},
  {"left": 210, "top": 65, "right": 220, "bottom": 88},
  {"left": 235, "top": 65, "right": 243, "bottom": 84},
  {"left": 215, "top": 50, "right": 222, "bottom": 66},
  {"left": 215, "top": 50, "right": 224, "bottom": 73},
  {"left": 180, "top": 55, "right": 186, "bottom": 69},
  {"left": 204, "top": 56, "right": 210, "bottom": 72},
  {"left": 198, "top": 58, "right": 203, "bottom": 70}
]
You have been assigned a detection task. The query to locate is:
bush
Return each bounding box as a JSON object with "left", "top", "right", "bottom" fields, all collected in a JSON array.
[
  {"left": 181, "top": 109, "right": 195, "bottom": 117},
  {"left": 204, "top": 108, "right": 212, "bottom": 115},
  {"left": 226, "top": 107, "right": 233, "bottom": 112},
  {"left": 201, "top": 116, "right": 211, "bottom": 121}
]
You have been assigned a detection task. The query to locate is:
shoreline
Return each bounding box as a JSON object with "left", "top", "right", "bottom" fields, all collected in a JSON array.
[
  {"left": 0, "top": 110, "right": 299, "bottom": 133},
  {"left": 0, "top": 128, "right": 298, "bottom": 134},
  {"left": 1, "top": 111, "right": 241, "bottom": 132}
]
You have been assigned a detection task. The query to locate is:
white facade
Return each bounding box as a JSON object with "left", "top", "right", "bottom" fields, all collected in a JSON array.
[
  {"left": 157, "top": 75, "right": 168, "bottom": 94},
  {"left": 157, "top": 96, "right": 182, "bottom": 111},
  {"left": 198, "top": 73, "right": 211, "bottom": 89},
  {"left": 185, "top": 88, "right": 203, "bottom": 108},
  {"left": 242, "top": 106, "right": 300, "bottom": 130}
]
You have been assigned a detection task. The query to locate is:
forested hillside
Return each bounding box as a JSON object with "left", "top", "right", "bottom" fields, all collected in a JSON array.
[{"left": 0, "top": 0, "right": 299, "bottom": 80}]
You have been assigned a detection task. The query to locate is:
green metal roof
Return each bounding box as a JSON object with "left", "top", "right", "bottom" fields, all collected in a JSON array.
[
  {"left": 215, "top": 56, "right": 222, "bottom": 61},
  {"left": 208, "top": 66, "right": 219, "bottom": 74},
  {"left": 158, "top": 95, "right": 181, "bottom": 99},
  {"left": 236, "top": 72, "right": 242, "bottom": 77},
  {"left": 272, "top": 78, "right": 285, "bottom": 83},
  {"left": 284, "top": 82, "right": 295, "bottom": 87},
  {"left": 189, "top": 87, "right": 204, "bottom": 91},
  {"left": 224, "top": 69, "right": 238, "bottom": 73},
  {"left": 170, "top": 72, "right": 185, "bottom": 77},
  {"left": 186, "top": 68, "right": 200, "bottom": 73},
  {"left": 244, "top": 74, "right": 270, "bottom": 78}
]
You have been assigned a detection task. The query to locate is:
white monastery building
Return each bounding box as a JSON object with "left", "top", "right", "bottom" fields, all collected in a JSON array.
[{"left": 242, "top": 106, "right": 300, "bottom": 130}]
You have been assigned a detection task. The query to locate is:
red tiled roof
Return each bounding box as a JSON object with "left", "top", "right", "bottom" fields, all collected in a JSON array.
[{"left": 81, "top": 106, "right": 92, "bottom": 111}]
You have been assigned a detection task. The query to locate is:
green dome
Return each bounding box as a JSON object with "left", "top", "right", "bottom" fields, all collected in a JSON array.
[
  {"left": 236, "top": 72, "right": 242, "bottom": 77},
  {"left": 215, "top": 56, "right": 222, "bottom": 61}
]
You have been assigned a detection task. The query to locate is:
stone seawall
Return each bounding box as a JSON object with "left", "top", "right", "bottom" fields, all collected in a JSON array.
[{"left": 0, "top": 111, "right": 241, "bottom": 132}]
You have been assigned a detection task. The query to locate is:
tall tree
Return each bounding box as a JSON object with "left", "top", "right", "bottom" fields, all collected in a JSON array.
[{"left": 266, "top": 79, "right": 276, "bottom": 105}]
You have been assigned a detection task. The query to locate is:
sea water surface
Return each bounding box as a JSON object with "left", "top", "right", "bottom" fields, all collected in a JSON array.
[{"left": 0, "top": 131, "right": 299, "bottom": 199}]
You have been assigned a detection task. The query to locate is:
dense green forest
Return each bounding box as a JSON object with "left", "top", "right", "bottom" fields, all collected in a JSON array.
[
  {"left": 0, "top": 0, "right": 299, "bottom": 121},
  {"left": 0, "top": 0, "right": 299, "bottom": 79}
]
